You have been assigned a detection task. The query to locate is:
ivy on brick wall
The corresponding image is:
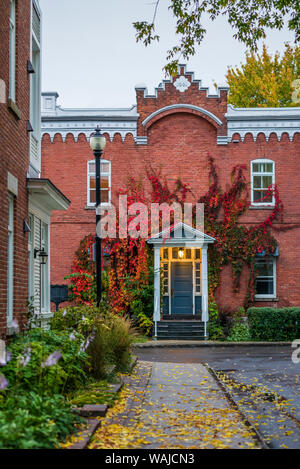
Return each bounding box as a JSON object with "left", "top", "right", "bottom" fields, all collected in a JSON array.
[{"left": 70, "top": 153, "right": 283, "bottom": 311}]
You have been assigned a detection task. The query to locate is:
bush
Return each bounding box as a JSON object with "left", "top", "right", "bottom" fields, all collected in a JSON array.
[
  {"left": 247, "top": 307, "right": 300, "bottom": 341},
  {"left": 207, "top": 301, "right": 225, "bottom": 340},
  {"left": 50, "top": 304, "right": 109, "bottom": 337},
  {"left": 106, "top": 315, "right": 136, "bottom": 372},
  {"left": 126, "top": 270, "right": 154, "bottom": 336},
  {"left": 227, "top": 323, "right": 251, "bottom": 341},
  {"left": 0, "top": 392, "right": 81, "bottom": 449},
  {"left": 3, "top": 329, "right": 89, "bottom": 394},
  {"left": 51, "top": 306, "right": 136, "bottom": 376}
]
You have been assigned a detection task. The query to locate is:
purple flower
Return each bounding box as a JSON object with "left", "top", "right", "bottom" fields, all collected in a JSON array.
[
  {"left": 69, "top": 332, "right": 76, "bottom": 341},
  {"left": 81, "top": 315, "right": 86, "bottom": 322},
  {"left": 62, "top": 309, "right": 67, "bottom": 317},
  {"left": 42, "top": 351, "right": 62, "bottom": 368},
  {"left": 20, "top": 347, "right": 31, "bottom": 367},
  {"left": 82, "top": 333, "right": 95, "bottom": 351},
  {"left": 0, "top": 374, "right": 8, "bottom": 390}
]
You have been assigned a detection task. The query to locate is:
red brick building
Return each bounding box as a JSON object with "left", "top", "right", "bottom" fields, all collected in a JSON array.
[
  {"left": 41, "top": 65, "right": 300, "bottom": 326},
  {"left": 0, "top": 0, "right": 69, "bottom": 339}
]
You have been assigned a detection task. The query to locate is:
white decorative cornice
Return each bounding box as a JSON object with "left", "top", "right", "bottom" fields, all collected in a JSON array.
[
  {"left": 42, "top": 92, "right": 139, "bottom": 142},
  {"left": 226, "top": 104, "right": 300, "bottom": 142}
]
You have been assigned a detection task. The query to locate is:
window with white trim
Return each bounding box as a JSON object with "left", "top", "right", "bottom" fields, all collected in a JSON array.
[
  {"left": 9, "top": 0, "right": 16, "bottom": 101},
  {"left": 28, "top": 214, "right": 33, "bottom": 299},
  {"left": 7, "top": 193, "right": 14, "bottom": 324},
  {"left": 41, "top": 221, "right": 49, "bottom": 312},
  {"left": 87, "top": 160, "right": 111, "bottom": 206},
  {"left": 255, "top": 257, "right": 276, "bottom": 298},
  {"left": 251, "top": 160, "right": 274, "bottom": 205}
]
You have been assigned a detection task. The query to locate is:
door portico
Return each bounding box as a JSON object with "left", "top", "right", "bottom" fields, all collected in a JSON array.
[{"left": 147, "top": 222, "right": 215, "bottom": 338}]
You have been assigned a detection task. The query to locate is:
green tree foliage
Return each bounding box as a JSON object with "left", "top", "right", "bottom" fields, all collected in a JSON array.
[
  {"left": 226, "top": 44, "right": 300, "bottom": 107},
  {"left": 134, "top": 0, "right": 300, "bottom": 75}
]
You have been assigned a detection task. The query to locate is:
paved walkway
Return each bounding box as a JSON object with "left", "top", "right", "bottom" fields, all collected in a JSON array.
[{"left": 89, "top": 361, "right": 258, "bottom": 449}]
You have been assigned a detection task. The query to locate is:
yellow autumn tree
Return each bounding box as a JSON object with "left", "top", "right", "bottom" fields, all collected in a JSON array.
[{"left": 226, "top": 44, "right": 300, "bottom": 107}]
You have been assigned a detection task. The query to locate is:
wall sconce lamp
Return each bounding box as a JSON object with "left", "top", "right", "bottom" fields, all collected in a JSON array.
[
  {"left": 34, "top": 249, "right": 48, "bottom": 265},
  {"left": 178, "top": 248, "right": 184, "bottom": 259}
]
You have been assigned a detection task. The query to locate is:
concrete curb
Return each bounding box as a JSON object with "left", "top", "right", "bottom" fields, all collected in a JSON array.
[
  {"left": 205, "top": 364, "right": 269, "bottom": 449},
  {"left": 133, "top": 340, "right": 292, "bottom": 348},
  {"left": 66, "top": 418, "right": 101, "bottom": 450}
]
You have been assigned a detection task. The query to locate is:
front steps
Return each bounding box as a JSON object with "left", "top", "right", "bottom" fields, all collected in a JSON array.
[{"left": 156, "top": 320, "right": 205, "bottom": 340}]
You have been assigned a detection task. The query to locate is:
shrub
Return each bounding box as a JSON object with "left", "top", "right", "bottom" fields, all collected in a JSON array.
[
  {"left": 227, "top": 323, "right": 251, "bottom": 341},
  {"left": 50, "top": 304, "right": 109, "bottom": 337},
  {"left": 247, "top": 307, "right": 300, "bottom": 341},
  {"left": 106, "top": 315, "right": 136, "bottom": 372},
  {"left": 51, "top": 306, "right": 136, "bottom": 376},
  {"left": 207, "top": 301, "right": 225, "bottom": 340},
  {"left": 3, "top": 329, "right": 89, "bottom": 394},
  {"left": 0, "top": 392, "right": 81, "bottom": 449}
]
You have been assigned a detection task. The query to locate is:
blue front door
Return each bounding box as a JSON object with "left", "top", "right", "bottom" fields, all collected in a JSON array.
[{"left": 171, "top": 262, "right": 193, "bottom": 315}]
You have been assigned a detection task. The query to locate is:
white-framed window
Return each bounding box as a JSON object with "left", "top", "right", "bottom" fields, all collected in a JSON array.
[
  {"left": 251, "top": 159, "right": 275, "bottom": 206},
  {"left": 255, "top": 257, "right": 276, "bottom": 299},
  {"left": 41, "top": 221, "right": 49, "bottom": 312},
  {"left": 9, "top": 0, "right": 16, "bottom": 101},
  {"left": 87, "top": 160, "right": 111, "bottom": 206},
  {"left": 28, "top": 214, "right": 33, "bottom": 299},
  {"left": 30, "top": 1, "right": 41, "bottom": 165},
  {"left": 7, "top": 193, "right": 14, "bottom": 324}
]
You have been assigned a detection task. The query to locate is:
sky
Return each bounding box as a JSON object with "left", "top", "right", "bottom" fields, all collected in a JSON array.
[{"left": 39, "top": 0, "right": 295, "bottom": 109}]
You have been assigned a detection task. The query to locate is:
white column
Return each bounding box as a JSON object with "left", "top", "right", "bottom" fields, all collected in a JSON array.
[
  {"left": 153, "top": 246, "right": 161, "bottom": 338},
  {"left": 201, "top": 245, "right": 209, "bottom": 339}
]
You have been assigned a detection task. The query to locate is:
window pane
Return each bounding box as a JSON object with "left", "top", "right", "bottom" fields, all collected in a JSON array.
[
  {"left": 186, "top": 249, "right": 191, "bottom": 259},
  {"left": 90, "top": 189, "right": 96, "bottom": 203},
  {"left": 195, "top": 249, "right": 201, "bottom": 259},
  {"left": 262, "top": 176, "right": 272, "bottom": 188},
  {"left": 101, "top": 162, "right": 109, "bottom": 173},
  {"left": 172, "top": 248, "right": 178, "bottom": 259},
  {"left": 253, "top": 176, "right": 262, "bottom": 188},
  {"left": 90, "top": 176, "right": 96, "bottom": 189},
  {"left": 261, "top": 191, "right": 272, "bottom": 203},
  {"left": 255, "top": 260, "right": 273, "bottom": 277},
  {"left": 252, "top": 163, "right": 260, "bottom": 172},
  {"left": 256, "top": 279, "right": 274, "bottom": 295},
  {"left": 101, "top": 190, "right": 109, "bottom": 203},
  {"left": 89, "top": 162, "right": 95, "bottom": 173},
  {"left": 163, "top": 248, "right": 168, "bottom": 260},
  {"left": 263, "top": 163, "right": 273, "bottom": 172},
  {"left": 253, "top": 190, "right": 263, "bottom": 202},
  {"left": 101, "top": 175, "right": 109, "bottom": 189}
]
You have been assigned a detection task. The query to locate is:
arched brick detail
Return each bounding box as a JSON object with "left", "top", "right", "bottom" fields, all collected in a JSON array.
[{"left": 142, "top": 105, "right": 223, "bottom": 132}]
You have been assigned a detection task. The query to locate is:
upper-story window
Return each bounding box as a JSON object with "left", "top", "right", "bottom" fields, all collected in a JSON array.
[
  {"left": 251, "top": 159, "right": 275, "bottom": 206},
  {"left": 30, "top": 1, "right": 41, "bottom": 165},
  {"left": 87, "top": 160, "right": 111, "bottom": 206},
  {"left": 9, "top": 0, "right": 16, "bottom": 101}
]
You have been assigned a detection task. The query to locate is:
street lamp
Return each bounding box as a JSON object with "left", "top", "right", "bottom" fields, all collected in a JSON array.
[{"left": 90, "top": 126, "right": 106, "bottom": 307}]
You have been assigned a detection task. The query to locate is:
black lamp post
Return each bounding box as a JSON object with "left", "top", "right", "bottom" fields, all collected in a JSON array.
[{"left": 90, "top": 126, "right": 107, "bottom": 307}]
